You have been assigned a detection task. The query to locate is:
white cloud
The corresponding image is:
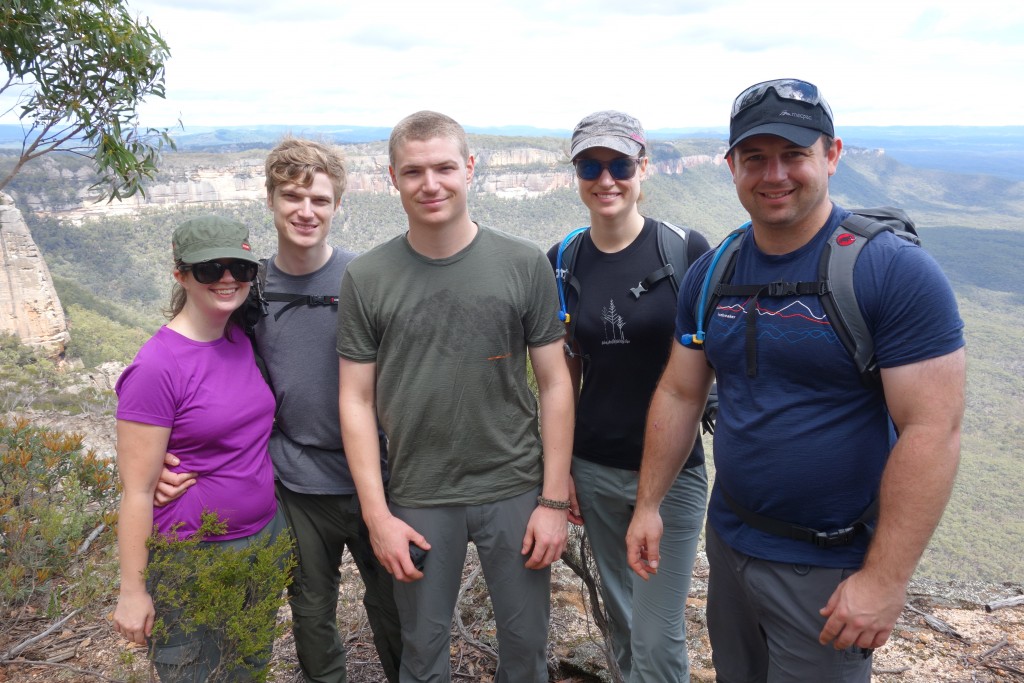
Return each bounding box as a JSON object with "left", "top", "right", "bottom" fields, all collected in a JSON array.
[{"left": 3, "top": 0, "right": 1022, "bottom": 130}]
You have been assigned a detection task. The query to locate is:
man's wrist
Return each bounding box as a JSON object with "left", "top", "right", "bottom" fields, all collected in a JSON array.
[{"left": 537, "top": 495, "right": 570, "bottom": 510}]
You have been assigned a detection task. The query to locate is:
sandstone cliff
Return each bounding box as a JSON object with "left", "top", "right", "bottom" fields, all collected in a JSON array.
[{"left": 0, "top": 192, "right": 68, "bottom": 358}]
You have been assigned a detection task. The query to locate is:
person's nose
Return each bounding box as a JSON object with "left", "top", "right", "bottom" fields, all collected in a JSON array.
[
  {"left": 422, "top": 170, "right": 440, "bottom": 193},
  {"left": 596, "top": 166, "right": 617, "bottom": 186},
  {"left": 764, "top": 156, "right": 786, "bottom": 182}
]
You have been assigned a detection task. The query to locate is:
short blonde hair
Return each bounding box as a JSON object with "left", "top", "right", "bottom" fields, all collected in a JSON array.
[{"left": 388, "top": 111, "right": 469, "bottom": 167}]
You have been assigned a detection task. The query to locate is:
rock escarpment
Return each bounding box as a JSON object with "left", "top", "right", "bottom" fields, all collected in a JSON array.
[{"left": 0, "top": 192, "right": 69, "bottom": 357}]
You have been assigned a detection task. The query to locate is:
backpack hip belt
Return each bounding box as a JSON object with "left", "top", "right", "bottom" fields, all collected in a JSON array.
[{"left": 721, "top": 488, "right": 878, "bottom": 548}]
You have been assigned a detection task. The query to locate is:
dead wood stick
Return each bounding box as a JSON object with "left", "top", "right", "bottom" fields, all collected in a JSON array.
[
  {"left": 906, "top": 604, "right": 963, "bottom": 639},
  {"left": 873, "top": 665, "right": 912, "bottom": 674},
  {"left": 984, "top": 595, "right": 1024, "bottom": 612},
  {"left": 0, "top": 608, "right": 80, "bottom": 660},
  {"left": 454, "top": 564, "right": 497, "bottom": 659},
  {"left": 978, "top": 635, "right": 1009, "bottom": 660},
  {"left": 0, "top": 659, "right": 122, "bottom": 682}
]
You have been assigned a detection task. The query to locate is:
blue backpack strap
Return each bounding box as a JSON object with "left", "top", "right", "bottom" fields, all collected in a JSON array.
[
  {"left": 556, "top": 227, "right": 589, "bottom": 358},
  {"left": 681, "top": 223, "right": 750, "bottom": 346}
]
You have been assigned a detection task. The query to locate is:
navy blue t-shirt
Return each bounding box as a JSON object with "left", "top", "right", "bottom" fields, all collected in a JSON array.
[{"left": 675, "top": 205, "right": 964, "bottom": 567}]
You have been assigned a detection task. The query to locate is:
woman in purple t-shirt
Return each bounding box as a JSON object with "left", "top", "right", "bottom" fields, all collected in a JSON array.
[{"left": 112, "top": 215, "right": 284, "bottom": 681}]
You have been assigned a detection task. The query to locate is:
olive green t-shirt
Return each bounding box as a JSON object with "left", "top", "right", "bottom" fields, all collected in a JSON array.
[{"left": 337, "top": 225, "right": 565, "bottom": 507}]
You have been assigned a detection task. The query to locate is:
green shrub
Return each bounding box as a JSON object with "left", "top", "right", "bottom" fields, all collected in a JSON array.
[
  {"left": 0, "top": 416, "right": 118, "bottom": 610},
  {"left": 144, "top": 511, "right": 295, "bottom": 682}
]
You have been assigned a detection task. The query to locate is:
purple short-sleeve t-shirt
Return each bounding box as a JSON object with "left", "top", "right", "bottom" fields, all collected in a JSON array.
[{"left": 115, "top": 325, "right": 276, "bottom": 540}]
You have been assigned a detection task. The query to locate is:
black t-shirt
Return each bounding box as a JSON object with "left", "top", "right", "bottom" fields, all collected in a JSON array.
[{"left": 547, "top": 217, "right": 710, "bottom": 470}]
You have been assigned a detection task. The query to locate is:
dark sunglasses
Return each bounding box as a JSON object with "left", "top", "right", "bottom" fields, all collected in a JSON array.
[
  {"left": 179, "top": 260, "right": 259, "bottom": 284},
  {"left": 573, "top": 157, "right": 641, "bottom": 181},
  {"left": 732, "top": 78, "right": 833, "bottom": 122}
]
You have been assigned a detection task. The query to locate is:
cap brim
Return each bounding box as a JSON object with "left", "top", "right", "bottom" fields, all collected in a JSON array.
[
  {"left": 571, "top": 136, "right": 643, "bottom": 161},
  {"left": 182, "top": 247, "right": 260, "bottom": 264},
  {"left": 726, "top": 123, "right": 823, "bottom": 155}
]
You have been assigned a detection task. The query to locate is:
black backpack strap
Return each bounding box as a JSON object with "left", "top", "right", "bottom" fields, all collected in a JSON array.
[
  {"left": 244, "top": 259, "right": 274, "bottom": 394},
  {"left": 630, "top": 221, "right": 690, "bottom": 299},
  {"left": 656, "top": 221, "right": 690, "bottom": 295},
  {"left": 262, "top": 292, "right": 339, "bottom": 321},
  {"left": 721, "top": 487, "right": 878, "bottom": 548},
  {"left": 820, "top": 207, "right": 919, "bottom": 386}
]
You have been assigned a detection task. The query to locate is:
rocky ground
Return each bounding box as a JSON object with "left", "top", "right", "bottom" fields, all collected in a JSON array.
[
  {"left": 2, "top": 550, "right": 1022, "bottom": 682},
  {"left": 2, "top": 408, "right": 1023, "bottom": 681}
]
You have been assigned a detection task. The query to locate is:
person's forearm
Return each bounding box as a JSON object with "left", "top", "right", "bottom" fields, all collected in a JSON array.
[
  {"left": 635, "top": 386, "right": 704, "bottom": 513},
  {"left": 860, "top": 423, "right": 961, "bottom": 584},
  {"left": 341, "top": 406, "right": 390, "bottom": 519},
  {"left": 117, "top": 492, "right": 154, "bottom": 595},
  {"left": 538, "top": 378, "right": 574, "bottom": 501}
]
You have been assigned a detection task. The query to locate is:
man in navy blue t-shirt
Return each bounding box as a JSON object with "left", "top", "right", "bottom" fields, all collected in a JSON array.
[{"left": 625, "top": 79, "right": 966, "bottom": 681}]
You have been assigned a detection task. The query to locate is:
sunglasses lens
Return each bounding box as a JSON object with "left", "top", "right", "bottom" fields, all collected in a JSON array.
[
  {"left": 230, "top": 262, "right": 259, "bottom": 282},
  {"left": 609, "top": 158, "right": 637, "bottom": 180},
  {"left": 575, "top": 159, "right": 602, "bottom": 181},
  {"left": 191, "top": 262, "right": 223, "bottom": 284}
]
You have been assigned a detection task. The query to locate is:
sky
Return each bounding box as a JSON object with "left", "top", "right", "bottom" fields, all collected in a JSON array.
[{"left": 5, "top": 0, "right": 1024, "bottom": 132}]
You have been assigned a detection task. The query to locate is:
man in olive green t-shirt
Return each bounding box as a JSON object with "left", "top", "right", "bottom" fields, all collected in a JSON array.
[{"left": 337, "top": 111, "right": 574, "bottom": 682}]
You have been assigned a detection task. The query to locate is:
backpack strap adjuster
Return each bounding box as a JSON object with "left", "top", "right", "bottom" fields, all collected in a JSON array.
[{"left": 812, "top": 527, "right": 859, "bottom": 548}]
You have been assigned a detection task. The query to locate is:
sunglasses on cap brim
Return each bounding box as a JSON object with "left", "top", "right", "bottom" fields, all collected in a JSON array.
[
  {"left": 179, "top": 260, "right": 259, "bottom": 284},
  {"left": 732, "top": 79, "right": 833, "bottom": 121}
]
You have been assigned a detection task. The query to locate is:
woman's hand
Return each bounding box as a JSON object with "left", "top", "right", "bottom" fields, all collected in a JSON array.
[{"left": 112, "top": 589, "right": 155, "bottom": 645}]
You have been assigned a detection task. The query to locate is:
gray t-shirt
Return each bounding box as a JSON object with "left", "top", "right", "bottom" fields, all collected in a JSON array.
[
  {"left": 337, "top": 225, "right": 565, "bottom": 507},
  {"left": 258, "top": 248, "right": 387, "bottom": 494}
]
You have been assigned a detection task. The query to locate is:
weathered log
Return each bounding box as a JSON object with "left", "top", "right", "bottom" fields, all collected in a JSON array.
[{"left": 984, "top": 595, "right": 1024, "bottom": 612}]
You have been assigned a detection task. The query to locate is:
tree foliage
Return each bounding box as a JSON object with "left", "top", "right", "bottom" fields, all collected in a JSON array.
[{"left": 0, "top": 0, "right": 174, "bottom": 200}]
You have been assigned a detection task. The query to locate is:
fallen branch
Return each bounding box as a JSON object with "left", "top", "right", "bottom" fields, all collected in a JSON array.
[
  {"left": 0, "top": 658, "right": 123, "bottom": 682},
  {"left": 978, "top": 635, "right": 1009, "bottom": 660},
  {"left": 906, "top": 604, "right": 963, "bottom": 640},
  {"left": 984, "top": 595, "right": 1024, "bottom": 613},
  {"left": 76, "top": 522, "right": 107, "bottom": 556},
  {"left": 981, "top": 661, "right": 1024, "bottom": 677},
  {"left": 454, "top": 564, "right": 497, "bottom": 659},
  {"left": 0, "top": 608, "right": 80, "bottom": 660},
  {"left": 872, "top": 665, "right": 911, "bottom": 674}
]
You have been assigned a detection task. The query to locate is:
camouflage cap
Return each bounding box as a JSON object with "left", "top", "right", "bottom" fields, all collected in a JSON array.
[
  {"left": 171, "top": 215, "right": 258, "bottom": 265},
  {"left": 570, "top": 110, "right": 646, "bottom": 160}
]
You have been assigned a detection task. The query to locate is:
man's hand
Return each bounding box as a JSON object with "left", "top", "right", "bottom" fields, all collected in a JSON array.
[
  {"left": 625, "top": 508, "right": 663, "bottom": 580},
  {"left": 154, "top": 453, "right": 196, "bottom": 507},
  {"left": 366, "top": 512, "right": 430, "bottom": 583},
  {"left": 567, "top": 476, "right": 583, "bottom": 526},
  {"left": 521, "top": 506, "right": 568, "bottom": 569},
  {"left": 819, "top": 569, "right": 906, "bottom": 650}
]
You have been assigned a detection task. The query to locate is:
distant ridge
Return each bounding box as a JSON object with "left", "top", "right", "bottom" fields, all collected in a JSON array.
[{"left": 2, "top": 124, "right": 1022, "bottom": 180}]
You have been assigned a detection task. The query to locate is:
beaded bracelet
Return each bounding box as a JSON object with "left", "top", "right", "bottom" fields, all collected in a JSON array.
[{"left": 536, "top": 496, "right": 571, "bottom": 510}]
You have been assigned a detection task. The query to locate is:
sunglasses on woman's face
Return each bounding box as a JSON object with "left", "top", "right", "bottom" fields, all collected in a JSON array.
[
  {"left": 180, "top": 260, "right": 259, "bottom": 284},
  {"left": 573, "top": 156, "right": 641, "bottom": 181}
]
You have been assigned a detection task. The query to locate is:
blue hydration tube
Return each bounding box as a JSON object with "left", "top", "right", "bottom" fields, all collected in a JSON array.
[
  {"left": 556, "top": 226, "right": 590, "bottom": 323},
  {"left": 680, "top": 221, "right": 750, "bottom": 345}
]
